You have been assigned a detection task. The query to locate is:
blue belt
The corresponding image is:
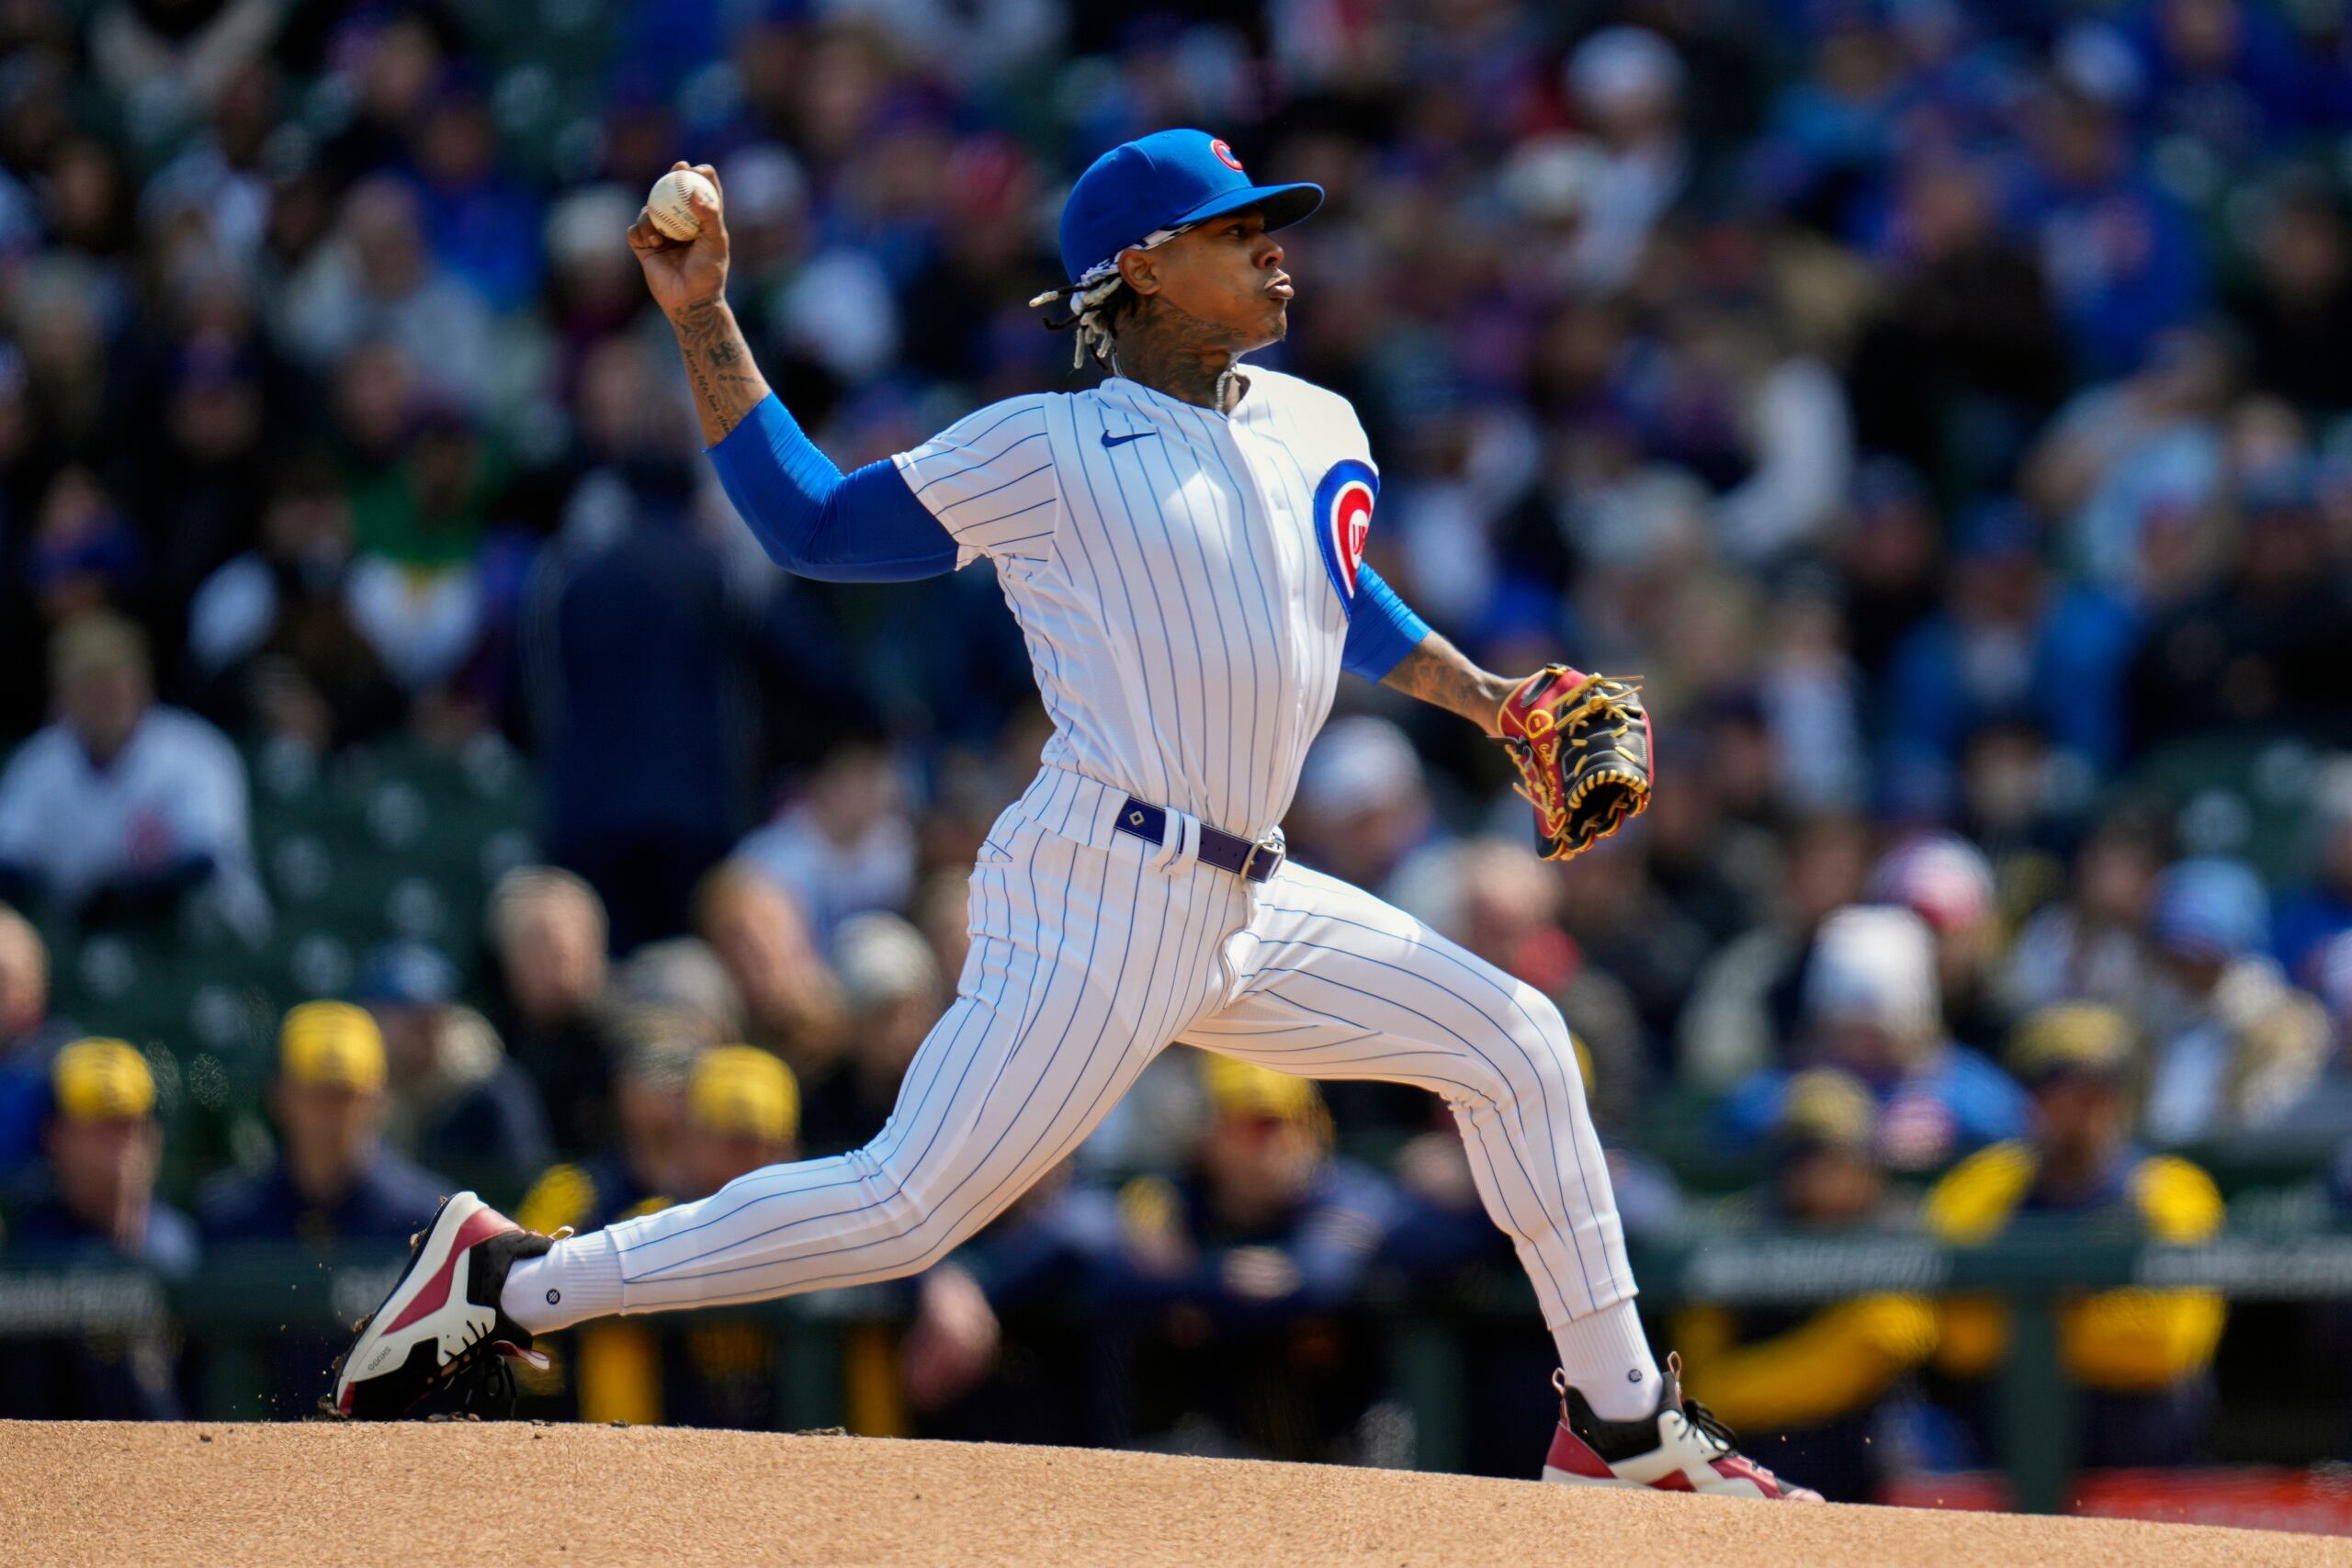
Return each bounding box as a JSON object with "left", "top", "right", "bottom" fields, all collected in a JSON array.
[{"left": 1113, "top": 797, "right": 1285, "bottom": 883}]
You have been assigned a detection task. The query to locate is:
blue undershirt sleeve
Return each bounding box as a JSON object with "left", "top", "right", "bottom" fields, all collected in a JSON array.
[
  {"left": 707, "top": 394, "right": 959, "bottom": 581},
  {"left": 1341, "top": 562, "right": 1431, "bottom": 682}
]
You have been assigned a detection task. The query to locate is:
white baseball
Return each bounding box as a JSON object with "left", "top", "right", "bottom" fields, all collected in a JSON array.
[{"left": 647, "top": 168, "right": 718, "bottom": 241}]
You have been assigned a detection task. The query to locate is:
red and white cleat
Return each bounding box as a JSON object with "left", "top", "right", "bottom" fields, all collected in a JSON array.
[
  {"left": 328, "top": 1191, "right": 555, "bottom": 1420},
  {"left": 1541, "top": 1356, "right": 1822, "bottom": 1501}
]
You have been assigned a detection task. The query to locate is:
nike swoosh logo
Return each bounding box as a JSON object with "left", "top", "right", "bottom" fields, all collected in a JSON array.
[{"left": 1101, "top": 429, "right": 1159, "bottom": 448}]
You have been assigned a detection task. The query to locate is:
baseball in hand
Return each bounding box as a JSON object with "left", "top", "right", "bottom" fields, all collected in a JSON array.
[{"left": 647, "top": 168, "right": 718, "bottom": 240}]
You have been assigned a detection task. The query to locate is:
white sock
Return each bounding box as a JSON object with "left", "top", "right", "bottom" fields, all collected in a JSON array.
[
  {"left": 502, "top": 1230, "right": 626, "bottom": 1335},
  {"left": 1553, "top": 1297, "right": 1663, "bottom": 1421}
]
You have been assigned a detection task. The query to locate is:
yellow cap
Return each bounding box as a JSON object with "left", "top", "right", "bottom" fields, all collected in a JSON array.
[
  {"left": 279, "top": 1001, "right": 388, "bottom": 1091},
  {"left": 1201, "top": 1055, "right": 1328, "bottom": 1132},
  {"left": 689, "top": 1045, "right": 798, "bottom": 1142},
  {"left": 1777, "top": 1067, "right": 1876, "bottom": 1152},
  {"left": 2007, "top": 1003, "right": 2134, "bottom": 1085},
  {"left": 51, "top": 1038, "right": 155, "bottom": 1122}
]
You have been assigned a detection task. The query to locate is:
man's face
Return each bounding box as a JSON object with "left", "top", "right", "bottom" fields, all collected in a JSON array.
[
  {"left": 2034, "top": 1075, "right": 2129, "bottom": 1167},
  {"left": 1817, "top": 1018, "right": 1913, "bottom": 1081},
  {"left": 47, "top": 1114, "right": 156, "bottom": 1229},
  {"left": 704, "top": 881, "right": 819, "bottom": 1024},
  {"left": 681, "top": 1127, "right": 792, "bottom": 1199},
  {"left": 372, "top": 1004, "right": 438, "bottom": 1081},
  {"left": 277, "top": 1081, "right": 382, "bottom": 1185},
  {"left": 615, "top": 1074, "right": 686, "bottom": 1187},
  {"left": 1778, "top": 1147, "right": 1882, "bottom": 1225},
  {"left": 1200, "top": 1111, "right": 1317, "bottom": 1225},
  {"left": 503, "top": 897, "right": 605, "bottom": 1022},
  {"left": 62, "top": 663, "right": 148, "bottom": 759},
  {"left": 1122, "top": 209, "right": 1294, "bottom": 355}
]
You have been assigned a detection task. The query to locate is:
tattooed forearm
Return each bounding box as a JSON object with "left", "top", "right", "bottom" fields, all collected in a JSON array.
[
  {"left": 668, "top": 298, "right": 773, "bottom": 446},
  {"left": 1381, "top": 633, "right": 1516, "bottom": 735}
]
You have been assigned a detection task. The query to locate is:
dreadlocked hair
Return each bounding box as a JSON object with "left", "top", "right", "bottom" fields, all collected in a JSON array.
[
  {"left": 1030, "top": 274, "right": 1137, "bottom": 369},
  {"left": 1029, "top": 220, "right": 1194, "bottom": 371}
]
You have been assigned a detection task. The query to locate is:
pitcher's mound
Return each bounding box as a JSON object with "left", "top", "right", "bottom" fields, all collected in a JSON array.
[{"left": 5, "top": 1420, "right": 2345, "bottom": 1567}]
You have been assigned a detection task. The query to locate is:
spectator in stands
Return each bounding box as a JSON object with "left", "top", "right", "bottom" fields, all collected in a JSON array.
[
  {"left": 1679, "top": 815, "right": 1873, "bottom": 1091},
  {"left": 280, "top": 176, "right": 493, "bottom": 408},
  {"left": 357, "top": 941, "right": 548, "bottom": 1201},
  {"left": 612, "top": 938, "right": 745, "bottom": 1049},
  {"left": 2001, "top": 807, "right": 2168, "bottom": 1016},
  {"left": 1559, "top": 27, "right": 1690, "bottom": 296},
  {"left": 0, "top": 904, "right": 71, "bottom": 1179},
  {"left": 1677, "top": 1069, "right": 1936, "bottom": 1503},
  {"left": 1848, "top": 158, "right": 2067, "bottom": 503},
  {"left": 808, "top": 912, "right": 945, "bottom": 1155},
  {"left": 2273, "top": 760, "right": 2352, "bottom": 990},
  {"left": 521, "top": 436, "right": 751, "bottom": 953},
  {"left": 1095, "top": 1057, "right": 1400, "bottom": 1461},
  {"left": 2015, "top": 87, "right": 2211, "bottom": 378},
  {"left": 185, "top": 457, "right": 404, "bottom": 754},
  {"left": 2230, "top": 177, "right": 2352, "bottom": 412},
  {"left": 733, "top": 743, "right": 918, "bottom": 947},
  {"left": 2136, "top": 857, "right": 2328, "bottom": 1145},
  {"left": 1717, "top": 905, "right": 2029, "bottom": 1170},
  {"left": 2127, "top": 460, "right": 2352, "bottom": 753},
  {"left": 199, "top": 1000, "right": 448, "bottom": 1241},
  {"left": 1867, "top": 836, "right": 2016, "bottom": 1055},
  {"left": 0, "top": 612, "right": 266, "bottom": 940},
  {"left": 196, "top": 1000, "right": 449, "bottom": 1416},
  {"left": 1880, "top": 500, "right": 2142, "bottom": 808},
  {"left": 544, "top": 1043, "right": 800, "bottom": 1428},
  {"left": 1397, "top": 836, "right": 1645, "bottom": 1125},
  {"left": 485, "top": 866, "right": 616, "bottom": 1156},
  {"left": 692, "top": 863, "right": 848, "bottom": 1141},
  {"left": 1285, "top": 716, "right": 1439, "bottom": 900},
  {"left": 901, "top": 1160, "right": 1123, "bottom": 1445},
  {"left": 0, "top": 1038, "right": 197, "bottom": 1418},
  {"left": 1927, "top": 1004, "right": 2226, "bottom": 1467},
  {"left": 2023, "top": 327, "right": 2231, "bottom": 597},
  {"left": 517, "top": 1026, "right": 697, "bottom": 1238}
]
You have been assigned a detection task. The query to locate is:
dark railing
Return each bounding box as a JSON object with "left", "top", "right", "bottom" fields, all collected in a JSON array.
[{"left": 9, "top": 1224, "right": 2352, "bottom": 1511}]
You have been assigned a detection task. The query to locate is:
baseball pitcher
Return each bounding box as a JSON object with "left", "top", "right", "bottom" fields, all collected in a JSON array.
[{"left": 331, "top": 130, "right": 1812, "bottom": 1499}]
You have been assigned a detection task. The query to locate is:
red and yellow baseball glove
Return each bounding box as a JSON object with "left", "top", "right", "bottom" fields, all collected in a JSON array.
[{"left": 1496, "top": 665, "right": 1653, "bottom": 863}]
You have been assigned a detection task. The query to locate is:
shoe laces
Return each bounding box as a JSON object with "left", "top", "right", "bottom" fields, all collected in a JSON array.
[
  {"left": 1675, "top": 1395, "right": 1738, "bottom": 1456},
  {"left": 441, "top": 1317, "right": 541, "bottom": 1419}
]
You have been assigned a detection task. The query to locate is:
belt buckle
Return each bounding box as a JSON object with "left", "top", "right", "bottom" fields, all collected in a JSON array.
[{"left": 1239, "top": 827, "right": 1286, "bottom": 882}]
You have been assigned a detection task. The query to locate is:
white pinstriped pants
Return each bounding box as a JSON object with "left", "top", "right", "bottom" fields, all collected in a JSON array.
[{"left": 594, "top": 767, "right": 1635, "bottom": 1331}]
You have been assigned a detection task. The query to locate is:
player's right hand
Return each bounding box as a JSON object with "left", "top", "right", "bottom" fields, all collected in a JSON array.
[{"left": 628, "top": 160, "right": 730, "bottom": 314}]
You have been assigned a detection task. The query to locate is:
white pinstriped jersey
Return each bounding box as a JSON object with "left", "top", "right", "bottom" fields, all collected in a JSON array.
[{"left": 891, "top": 369, "right": 1380, "bottom": 840}]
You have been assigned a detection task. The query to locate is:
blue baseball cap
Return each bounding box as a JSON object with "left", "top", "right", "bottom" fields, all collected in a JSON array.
[
  {"left": 2151, "top": 857, "right": 2267, "bottom": 962},
  {"left": 353, "top": 942, "right": 458, "bottom": 1009},
  {"left": 1057, "top": 130, "right": 1322, "bottom": 285}
]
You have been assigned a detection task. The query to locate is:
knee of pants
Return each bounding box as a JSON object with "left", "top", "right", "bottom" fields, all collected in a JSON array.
[
  {"left": 1458, "top": 994, "right": 1584, "bottom": 1118},
  {"left": 854, "top": 1135, "right": 1000, "bottom": 1269}
]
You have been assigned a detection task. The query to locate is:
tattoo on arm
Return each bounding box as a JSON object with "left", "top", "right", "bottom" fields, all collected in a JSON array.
[
  {"left": 1382, "top": 634, "right": 1516, "bottom": 735},
  {"left": 669, "top": 298, "right": 774, "bottom": 446}
]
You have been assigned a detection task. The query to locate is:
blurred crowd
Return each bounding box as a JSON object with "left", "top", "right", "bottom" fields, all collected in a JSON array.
[{"left": 6, "top": 0, "right": 2352, "bottom": 1500}]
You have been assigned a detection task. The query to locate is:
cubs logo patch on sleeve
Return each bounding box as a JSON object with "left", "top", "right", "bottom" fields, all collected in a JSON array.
[{"left": 1310, "top": 458, "right": 1378, "bottom": 615}]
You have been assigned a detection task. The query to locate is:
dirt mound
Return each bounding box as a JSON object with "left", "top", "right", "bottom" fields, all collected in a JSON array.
[{"left": 6, "top": 1421, "right": 2345, "bottom": 1567}]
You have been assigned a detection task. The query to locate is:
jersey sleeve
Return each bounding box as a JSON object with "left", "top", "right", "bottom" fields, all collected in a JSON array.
[{"left": 890, "top": 396, "right": 1061, "bottom": 570}]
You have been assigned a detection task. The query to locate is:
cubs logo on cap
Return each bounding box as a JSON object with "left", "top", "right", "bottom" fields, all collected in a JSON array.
[
  {"left": 1056, "top": 129, "right": 1323, "bottom": 284},
  {"left": 1310, "top": 459, "right": 1379, "bottom": 614}
]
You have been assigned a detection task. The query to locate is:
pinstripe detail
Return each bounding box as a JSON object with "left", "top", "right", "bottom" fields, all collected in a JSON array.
[{"left": 537, "top": 369, "right": 1634, "bottom": 1347}]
